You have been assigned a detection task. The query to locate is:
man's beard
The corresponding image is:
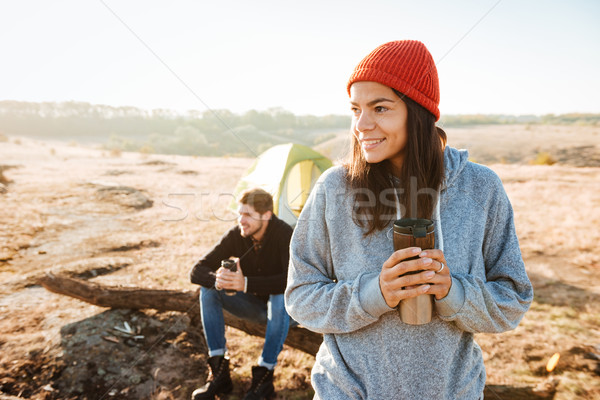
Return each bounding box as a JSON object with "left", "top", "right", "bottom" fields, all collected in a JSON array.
[{"left": 240, "top": 220, "right": 262, "bottom": 238}]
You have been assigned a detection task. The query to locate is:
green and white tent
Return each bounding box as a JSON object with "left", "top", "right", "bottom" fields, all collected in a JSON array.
[{"left": 231, "top": 143, "right": 332, "bottom": 227}]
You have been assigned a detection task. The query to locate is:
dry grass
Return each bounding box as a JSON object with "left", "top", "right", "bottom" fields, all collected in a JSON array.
[
  {"left": 530, "top": 152, "right": 557, "bottom": 165},
  {"left": 476, "top": 163, "right": 600, "bottom": 399}
]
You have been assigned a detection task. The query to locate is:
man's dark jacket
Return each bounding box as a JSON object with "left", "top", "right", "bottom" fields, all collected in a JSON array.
[{"left": 189, "top": 215, "right": 293, "bottom": 297}]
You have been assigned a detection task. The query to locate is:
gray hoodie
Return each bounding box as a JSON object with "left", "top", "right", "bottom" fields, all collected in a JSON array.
[{"left": 285, "top": 146, "right": 533, "bottom": 400}]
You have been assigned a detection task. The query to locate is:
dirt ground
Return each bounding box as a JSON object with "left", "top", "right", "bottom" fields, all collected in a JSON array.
[{"left": 1, "top": 127, "right": 599, "bottom": 399}]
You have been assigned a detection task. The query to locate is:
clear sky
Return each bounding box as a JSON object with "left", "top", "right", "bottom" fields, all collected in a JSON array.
[{"left": 1, "top": 0, "right": 599, "bottom": 116}]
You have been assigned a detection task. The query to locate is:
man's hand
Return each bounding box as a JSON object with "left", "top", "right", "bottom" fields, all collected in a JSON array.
[{"left": 215, "top": 258, "right": 245, "bottom": 292}]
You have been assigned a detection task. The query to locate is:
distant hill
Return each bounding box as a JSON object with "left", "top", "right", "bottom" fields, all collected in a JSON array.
[
  {"left": 317, "top": 124, "right": 600, "bottom": 167},
  {"left": 0, "top": 100, "right": 598, "bottom": 158},
  {"left": 314, "top": 130, "right": 350, "bottom": 162}
]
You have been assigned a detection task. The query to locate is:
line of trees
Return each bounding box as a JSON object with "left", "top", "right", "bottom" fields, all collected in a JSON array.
[
  {"left": 0, "top": 101, "right": 350, "bottom": 156},
  {"left": 0, "top": 101, "right": 598, "bottom": 157}
]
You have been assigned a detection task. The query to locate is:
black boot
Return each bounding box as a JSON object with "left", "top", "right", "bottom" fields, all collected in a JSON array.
[
  {"left": 191, "top": 355, "right": 233, "bottom": 400},
  {"left": 242, "top": 366, "right": 274, "bottom": 400}
]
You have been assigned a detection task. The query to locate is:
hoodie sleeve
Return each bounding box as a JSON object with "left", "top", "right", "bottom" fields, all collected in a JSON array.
[
  {"left": 285, "top": 174, "right": 394, "bottom": 334},
  {"left": 435, "top": 172, "right": 533, "bottom": 333}
]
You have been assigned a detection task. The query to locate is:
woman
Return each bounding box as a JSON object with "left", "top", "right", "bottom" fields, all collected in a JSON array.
[{"left": 284, "top": 40, "right": 533, "bottom": 399}]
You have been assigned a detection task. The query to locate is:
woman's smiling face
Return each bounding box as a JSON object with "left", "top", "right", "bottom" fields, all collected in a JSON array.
[{"left": 350, "top": 81, "right": 409, "bottom": 174}]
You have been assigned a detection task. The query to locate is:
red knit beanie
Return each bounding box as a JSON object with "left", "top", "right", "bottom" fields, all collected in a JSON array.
[{"left": 347, "top": 40, "right": 440, "bottom": 121}]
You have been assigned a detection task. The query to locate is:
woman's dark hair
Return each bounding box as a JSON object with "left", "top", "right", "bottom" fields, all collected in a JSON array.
[{"left": 344, "top": 90, "right": 447, "bottom": 236}]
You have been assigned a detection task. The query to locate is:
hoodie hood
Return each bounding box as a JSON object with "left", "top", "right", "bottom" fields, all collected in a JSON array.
[
  {"left": 435, "top": 146, "right": 470, "bottom": 253},
  {"left": 443, "top": 146, "right": 470, "bottom": 190}
]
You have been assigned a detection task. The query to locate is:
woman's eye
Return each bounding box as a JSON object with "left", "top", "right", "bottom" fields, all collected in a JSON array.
[
  {"left": 374, "top": 106, "right": 388, "bottom": 113},
  {"left": 350, "top": 107, "right": 360, "bottom": 116}
]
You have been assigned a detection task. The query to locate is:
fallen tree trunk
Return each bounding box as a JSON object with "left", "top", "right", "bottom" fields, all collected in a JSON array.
[
  {"left": 39, "top": 273, "right": 558, "bottom": 400},
  {"left": 39, "top": 273, "right": 323, "bottom": 356}
]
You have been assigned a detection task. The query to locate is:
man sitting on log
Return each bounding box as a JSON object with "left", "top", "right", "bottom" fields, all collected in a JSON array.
[{"left": 189, "top": 188, "right": 293, "bottom": 400}]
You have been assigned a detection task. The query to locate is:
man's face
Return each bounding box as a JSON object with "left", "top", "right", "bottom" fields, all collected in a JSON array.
[{"left": 237, "top": 203, "right": 268, "bottom": 238}]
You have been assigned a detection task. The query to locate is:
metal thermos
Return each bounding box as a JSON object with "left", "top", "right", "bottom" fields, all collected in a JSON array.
[
  {"left": 393, "top": 218, "right": 435, "bottom": 325},
  {"left": 220, "top": 259, "right": 238, "bottom": 296}
]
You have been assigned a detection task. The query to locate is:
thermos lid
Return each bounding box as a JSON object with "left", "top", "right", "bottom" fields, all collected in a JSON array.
[{"left": 393, "top": 218, "right": 434, "bottom": 238}]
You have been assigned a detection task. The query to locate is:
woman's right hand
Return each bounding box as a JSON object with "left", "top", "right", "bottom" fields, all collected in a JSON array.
[{"left": 379, "top": 247, "right": 436, "bottom": 308}]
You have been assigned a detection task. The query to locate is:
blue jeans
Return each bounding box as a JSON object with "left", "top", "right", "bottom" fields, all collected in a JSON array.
[{"left": 200, "top": 287, "right": 290, "bottom": 369}]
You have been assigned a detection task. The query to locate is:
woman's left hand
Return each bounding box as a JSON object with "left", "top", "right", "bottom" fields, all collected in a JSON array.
[{"left": 418, "top": 249, "right": 452, "bottom": 300}]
